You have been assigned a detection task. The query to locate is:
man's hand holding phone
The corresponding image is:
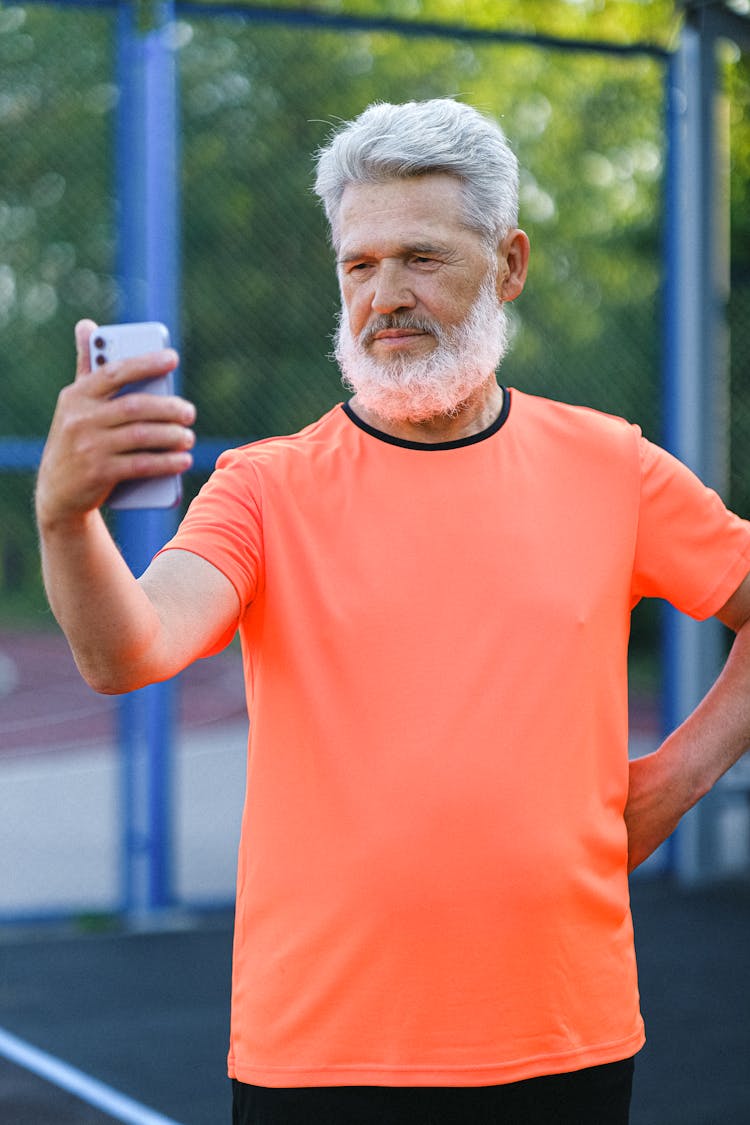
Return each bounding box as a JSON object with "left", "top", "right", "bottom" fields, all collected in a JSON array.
[{"left": 36, "top": 319, "right": 196, "bottom": 529}]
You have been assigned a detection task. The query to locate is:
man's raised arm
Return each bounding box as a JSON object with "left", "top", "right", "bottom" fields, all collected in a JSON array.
[{"left": 35, "top": 320, "right": 239, "bottom": 695}]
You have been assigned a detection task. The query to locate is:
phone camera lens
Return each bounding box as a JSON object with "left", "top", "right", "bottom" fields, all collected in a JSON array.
[
  {"left": 95, "top": 353, "right": 107, "bottom": 366},
  {"left": 93, "top": 336, "right": 105, "bottom": 350}
]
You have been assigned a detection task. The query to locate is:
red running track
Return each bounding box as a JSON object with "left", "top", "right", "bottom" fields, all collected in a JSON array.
[{"left": 0, "top": 629, "right": 247, "bottom": 758}]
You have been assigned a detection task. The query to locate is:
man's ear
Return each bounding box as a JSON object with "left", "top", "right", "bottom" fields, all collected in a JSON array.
[{"left": 496, "top": 229, "right": 530, "bottom": 303}]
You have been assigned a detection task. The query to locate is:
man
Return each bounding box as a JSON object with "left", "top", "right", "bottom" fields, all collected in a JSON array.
[{"left": 36, "top": 99, "right": 750, "bottom": 1125}]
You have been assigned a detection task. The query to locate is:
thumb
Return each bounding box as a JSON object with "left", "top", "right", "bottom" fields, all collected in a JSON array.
[{"left": 74, "top": 319, "right": 98, "bottom": 379}]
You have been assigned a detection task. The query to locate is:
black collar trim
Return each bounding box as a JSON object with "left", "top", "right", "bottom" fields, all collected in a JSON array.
[{"left": 341, "top": 389, "right": 511, "bottom": 451}]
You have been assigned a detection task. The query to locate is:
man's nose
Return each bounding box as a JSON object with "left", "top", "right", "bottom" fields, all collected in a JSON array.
[{"left": 371, "top": 263, "right": 416, "bottom": 315}]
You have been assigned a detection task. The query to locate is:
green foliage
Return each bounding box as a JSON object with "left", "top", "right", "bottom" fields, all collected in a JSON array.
[
  {"left": 180, "top": 0, "right": 676, "bottom": 47},
  {"left": 0, "top": 6, "right": 116, "bottom": 435},
  {"left": 177, "top": 10, "right": 665, "bottom": 442},
  {"left": 0, "top": 5, "right": 118, "bottom": 622},
  {"left": 726, "top": 46, "right": 750, "bottom": 521}
]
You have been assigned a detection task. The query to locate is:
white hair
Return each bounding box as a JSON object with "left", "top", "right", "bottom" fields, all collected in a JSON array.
[{"left": 314, "top": 98, "right": 519, "bottom": 251}]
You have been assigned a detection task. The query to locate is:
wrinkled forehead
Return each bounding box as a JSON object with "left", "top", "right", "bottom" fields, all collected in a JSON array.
[{"left": 334, "top": 174, "right": 482, "bottom": 257}]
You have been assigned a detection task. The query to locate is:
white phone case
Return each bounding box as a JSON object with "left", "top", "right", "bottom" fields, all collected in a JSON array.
[{"left": 90, "top": 322, "right": 182, "bottom": 510}]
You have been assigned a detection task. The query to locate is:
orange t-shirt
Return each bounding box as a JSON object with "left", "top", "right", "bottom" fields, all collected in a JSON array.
[{"left": 162, "top": 388, "right": 750, "bottom": 1088}]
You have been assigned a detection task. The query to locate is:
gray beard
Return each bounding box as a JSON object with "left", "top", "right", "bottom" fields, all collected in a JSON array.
[{"left": 334, "top": 276, "right": 511, "bottom": 424}]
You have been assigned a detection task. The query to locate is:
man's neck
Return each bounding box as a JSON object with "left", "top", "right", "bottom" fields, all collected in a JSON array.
[{"left": 349, "top": 377, "right": 504, "bottom": 445}]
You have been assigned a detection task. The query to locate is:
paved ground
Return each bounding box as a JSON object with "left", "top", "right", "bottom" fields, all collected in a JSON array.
[
  {"left": 1, "top": 879, "right": 749, "bottom": 1124},
  {"left": 0, "top": 629, "right": 249, "bottom": 920},
  {"left": 0, "top": 629, "right": 248, "bottom": 757},
  {"left": 0, "top": 914, "right": 234, "bottom": 1124}
]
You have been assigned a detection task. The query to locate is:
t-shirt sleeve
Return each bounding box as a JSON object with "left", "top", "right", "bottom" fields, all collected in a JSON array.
[
  {"left": 158, "top": 446, "right": 264, "bottom": 614},
  {"left": 631, "top": 435, "right": 750, "bottom": 619}
]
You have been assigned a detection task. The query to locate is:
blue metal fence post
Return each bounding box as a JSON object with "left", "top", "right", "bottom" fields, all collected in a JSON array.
[
  {"left": 115, "top": 0, "right": 181, "bottom": 918},
  {"left": 662, "top": 15, "right": 731, "bottom": 883}
]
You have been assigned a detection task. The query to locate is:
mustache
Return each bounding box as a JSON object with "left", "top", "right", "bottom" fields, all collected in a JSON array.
[{"left": 360, "top": 313, "right": 441, "bottom": 347}]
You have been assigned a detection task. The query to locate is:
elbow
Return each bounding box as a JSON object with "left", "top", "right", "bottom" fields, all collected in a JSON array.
[
  {"left": 77, "top": 656, "right": 154, "bottom": 696},
  {"left": 89, "top": 677, "right": 132, "bottom": 697},
  {"left": 82, "top": 668, "right": 140, "bottom": 696},
  {"left": 71, "top": 623, "right": 176, "bottom": 696}
]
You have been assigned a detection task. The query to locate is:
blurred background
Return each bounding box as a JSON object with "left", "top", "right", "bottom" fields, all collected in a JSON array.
[
  {"left": 2, "top": 2, "right": 750, "bottom": 1122},
  {"left": 1, "top": 0, "right": 750, "bottom": 918}
]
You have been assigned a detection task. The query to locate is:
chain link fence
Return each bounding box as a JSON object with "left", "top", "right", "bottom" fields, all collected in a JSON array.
[
  {"left": 728, "top": 47, "right": 750, "bottom": 524},
  {"left": 0, "top": 4, "right": 114, "bottom": 620},
  {"left": 177, "top": 14, "right": 667, "bottom": 455},
  {"left": 2, "top": 3, "right": 750, "bottom": 914},
  {"left": 0, "top": 3, "right": 672, "bottom": 621}
]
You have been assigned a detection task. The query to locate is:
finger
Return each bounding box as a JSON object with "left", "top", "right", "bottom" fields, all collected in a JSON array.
[
  {"left": 114, "top": 448, "right": 195, "bottom": 481},
  {"left": 104, "top": 391, "right": 196, "bottom": 427},
  {"left": 93, "top": 348, "right": 180, "bottom": 396},
  {"left": 107, "top": 420, "right": 196, "bottom": 456},
  {"left": 75, "top": 319, "right": 98, "bottom": 380}
]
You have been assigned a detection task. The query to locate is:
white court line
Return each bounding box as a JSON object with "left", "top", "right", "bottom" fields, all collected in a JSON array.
[{"left": 0, "top": 1026, "right": 186, "bottom": 1125}]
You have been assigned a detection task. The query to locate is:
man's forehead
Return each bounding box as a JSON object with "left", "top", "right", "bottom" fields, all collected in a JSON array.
[
  {"left": 335, "top": 175, "right": 474, "bottom": 254},
  {"left": 337, "top": 233, "right": 456, "bottom": 263}
]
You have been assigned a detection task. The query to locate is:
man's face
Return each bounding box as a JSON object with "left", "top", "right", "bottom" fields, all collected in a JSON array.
[
  {"left": 336, "top": 174, "right": 497, "bottom": 359},
  {"left": 333, "top": 174, "right": 510, "bottom": 423}
]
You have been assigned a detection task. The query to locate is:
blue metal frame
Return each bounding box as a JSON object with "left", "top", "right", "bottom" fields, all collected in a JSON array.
[
  {"left": 660, "top": 51, "right": 683, "bottom": 876},
  {"left": 173, "top": 1, "right": 669, "bottom": 59},
  {"left": 0, "top": 440, "right": 45, "bottom": 470},
  {"left": 114, "top": 0, "right": 181, "bottom": 917},
  {"left": 661, "top": 16, "right": 734, "bottom": 883}
]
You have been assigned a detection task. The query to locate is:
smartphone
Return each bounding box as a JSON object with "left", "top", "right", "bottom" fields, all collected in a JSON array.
[{"left": 89, "top": 322, "right": 182, "bottom": 510}]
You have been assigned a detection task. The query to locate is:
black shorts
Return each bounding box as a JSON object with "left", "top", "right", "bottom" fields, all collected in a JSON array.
[{"left": 231, "top": 1056, "right": 635, "bottom": 1124}]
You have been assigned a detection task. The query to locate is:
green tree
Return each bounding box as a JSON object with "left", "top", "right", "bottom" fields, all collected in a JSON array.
[{"left": 177, "top": 6, "right": 668, "bottom": 440}]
